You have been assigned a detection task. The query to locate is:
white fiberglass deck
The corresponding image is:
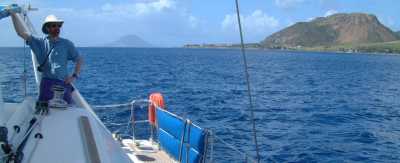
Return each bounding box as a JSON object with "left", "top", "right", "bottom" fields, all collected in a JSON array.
[
  {"left": 1, "top": 101, "right": 133, "bottom": 163},
  {"left": 122, "top": 139, "right": 176, "bottom": 163},
  {"left": 1, "top": 100, "right": 183, "bottom": 163},
  {"left": 27, "top": 107, "right": 131, "bottom": 163}
]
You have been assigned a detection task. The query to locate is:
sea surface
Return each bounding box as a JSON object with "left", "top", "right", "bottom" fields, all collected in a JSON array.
[{"left": 1, "top": 47, "right": 400, "bottom": 162}]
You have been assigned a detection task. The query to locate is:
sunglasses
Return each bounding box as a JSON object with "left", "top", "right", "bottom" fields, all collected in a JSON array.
[{"left": 48, "top": 23, "right": 62, "bottom": 28}]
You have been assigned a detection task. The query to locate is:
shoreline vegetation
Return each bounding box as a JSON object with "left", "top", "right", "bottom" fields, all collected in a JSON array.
[{"left": 183, "top": 40, "right": 400, "bottom": 55}]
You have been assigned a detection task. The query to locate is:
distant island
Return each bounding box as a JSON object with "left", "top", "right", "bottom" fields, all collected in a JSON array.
[
  {"left": 105, "top": 35, "right": 152, "bottom": 47},
  {"left": 184, "top": 13, "right": 400, "bottom": 54}
]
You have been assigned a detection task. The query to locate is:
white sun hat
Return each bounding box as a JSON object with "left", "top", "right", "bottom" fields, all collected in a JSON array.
[{"left": 41, "top": 15, "right": 64, "bottom": 34}]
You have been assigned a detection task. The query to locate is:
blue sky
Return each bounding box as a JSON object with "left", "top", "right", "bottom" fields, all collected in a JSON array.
[{"left": 0, "top": 0, "right": 399, "bottom": 47}]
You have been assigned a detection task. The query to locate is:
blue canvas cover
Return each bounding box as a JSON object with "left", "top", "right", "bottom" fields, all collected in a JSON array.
[
  {"left": 186, "top": 123, "right": 206, "bottom": 153},
  {"left": 158, "top": 128, "right": 182, "bottom": 159},
  {"left": 156, "top": 108, "right": 186, "bottom": 160},
  {"left": 182, "top": 123, "right": 207, "bottom": 163},
  {"left": 156, "top": 108, "right": 208, "bottom": 163},
  {"left": 181, "top": 147, "right": 201, "bottom": 163}
]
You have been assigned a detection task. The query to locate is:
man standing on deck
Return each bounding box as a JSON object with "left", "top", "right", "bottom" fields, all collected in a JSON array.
[{"left": 6, "top": 7, "right": 83, "bottom": 114}]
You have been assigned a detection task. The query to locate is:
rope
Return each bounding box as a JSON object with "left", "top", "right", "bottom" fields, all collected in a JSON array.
[
  {"left": 25, "top": 114, "right": 44, "bottom": 163},
  {"left": 9, "top": 113, "right": 32, "bottom": 143},
  {"left": 13, "top": 114, "right": 42, "bottom": 145},
  {"left": 4, "top": 114, "right": 45, "bottom": 163},
  {"left": 14, "top": 115, "right": 44, "bottom": 149},
  {"left": 234, "top": 0, "right": 261, "bottom": 162}
]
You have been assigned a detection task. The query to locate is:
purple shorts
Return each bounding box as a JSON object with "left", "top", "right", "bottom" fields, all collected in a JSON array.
[{"left": 38, "top": 78, "right": 74, "bottom": 104}]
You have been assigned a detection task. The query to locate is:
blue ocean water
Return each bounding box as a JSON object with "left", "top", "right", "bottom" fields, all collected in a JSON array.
[{"left": 1, "top": 47, "right": 400, "bottom": 162}]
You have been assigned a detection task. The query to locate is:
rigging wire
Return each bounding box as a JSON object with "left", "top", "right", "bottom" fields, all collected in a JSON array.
[
  {"left": 234, "top": 0, "right": 261, "bottom": 162},
  {"left": 22, "top": 12, "right": 27, "bottom": 97}
]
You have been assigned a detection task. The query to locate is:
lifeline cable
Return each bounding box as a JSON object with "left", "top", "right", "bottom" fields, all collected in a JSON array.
[
  {"left": 93, "top": 99, "right": 257, "bottom": 161},
  {"left": 234, "top": 0, "right": 261, "bottom": 162}
]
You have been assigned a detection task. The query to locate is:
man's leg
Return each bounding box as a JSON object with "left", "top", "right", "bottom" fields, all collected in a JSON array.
[
  {"left": 37, "top": 78, "right": 54, "bottom": 114},
  {"left": 63, "top": 84, "right": 74, "bottom": 104},
  {"left": 38, "top": 78, "right": 55, "bottom": 102}
]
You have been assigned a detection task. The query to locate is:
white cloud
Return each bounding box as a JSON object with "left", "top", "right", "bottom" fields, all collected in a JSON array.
[
  {"left": 99, "top": 0, "right": 176, "bottom": 17},
  {"left": 324, "top": 9, "right": 338, "bottom": 17},
  {"left": 220, "top": 10, "right": 280, "bottom": 43},
  {"left": 135, "top": 0, "right": 176, "bottom": 15},
  {"left": 222, "top": 10, "right": 279, "bottom": 33},
  {"left": 188, "top": 15, "right": 199, "bottom": 28},
  {"left": 275, "top": 0, "right": 304, "bottom": 8},
  {"left": 101, "top": 3, "right": 113, "bottom": 11},
  {"left": 221, "top": 14, "right": 236, "bottom": 30},
  {"left": 40, "top": 0, "right": 177, "bottom": 20},
  {"left": 307, "top": 17, "right": 315, "bottom": 21},
  {"left": 27, "top": 0, "right": 201, "bottom": 46}
]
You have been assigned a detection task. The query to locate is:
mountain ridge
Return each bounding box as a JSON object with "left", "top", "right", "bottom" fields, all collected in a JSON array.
[{"left": 261, "top": 13, "right": 398, "bottom": 48}]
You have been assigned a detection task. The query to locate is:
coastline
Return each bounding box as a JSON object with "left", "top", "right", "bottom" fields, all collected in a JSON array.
[
  {"left": 182, "top": 46, "right": 400, "bottom": 55},
  {"left": 183, "top": 41, "right": 400, "bottom": 55}
]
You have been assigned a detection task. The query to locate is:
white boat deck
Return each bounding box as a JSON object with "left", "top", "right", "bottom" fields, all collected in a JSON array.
[
  {"left": 0, "top": 100, "right": 134, "bottom": 163},
  {"left": 122, "top": 139, "right": 176, "bottom": 163},
  {"left": 25, "top": 106, "right": 132, "bottom": 163},
  {"left": 1, "top": 100, "right": 180, "bottom": 163}
]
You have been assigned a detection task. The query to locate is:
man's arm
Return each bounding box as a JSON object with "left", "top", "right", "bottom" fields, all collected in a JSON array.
[
  {"left": 10, "top": 13, "right": 31, "bottom": 40},
  {"left": 65, "top": 56, "right": 83, "bottom": 84},
  {"left": 73, "top": 56, "right": 83, "bottom": 76},
  {"left": 65, "top": 40, "right": 83, "bottom": 84},
  {"left": 1, "top": 5, "right": 30, "bottom": 40}
]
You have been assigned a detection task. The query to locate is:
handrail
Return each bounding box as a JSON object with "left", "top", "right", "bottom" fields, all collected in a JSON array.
[
  {"left": 92, "top": 99, "right": 149, "bottom": 109},
  {"left": 95, "top": 99, "right": 259, "bottom": 162}
]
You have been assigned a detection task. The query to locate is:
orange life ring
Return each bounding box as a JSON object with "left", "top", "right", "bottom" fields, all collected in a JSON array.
[{"left": 148, "top": 92, "right": 165, "bottom": 125}]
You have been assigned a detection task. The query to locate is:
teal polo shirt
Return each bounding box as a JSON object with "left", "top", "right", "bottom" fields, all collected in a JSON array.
[{"left": 27, "top": 35, "right": 80, "bottom": 80}]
